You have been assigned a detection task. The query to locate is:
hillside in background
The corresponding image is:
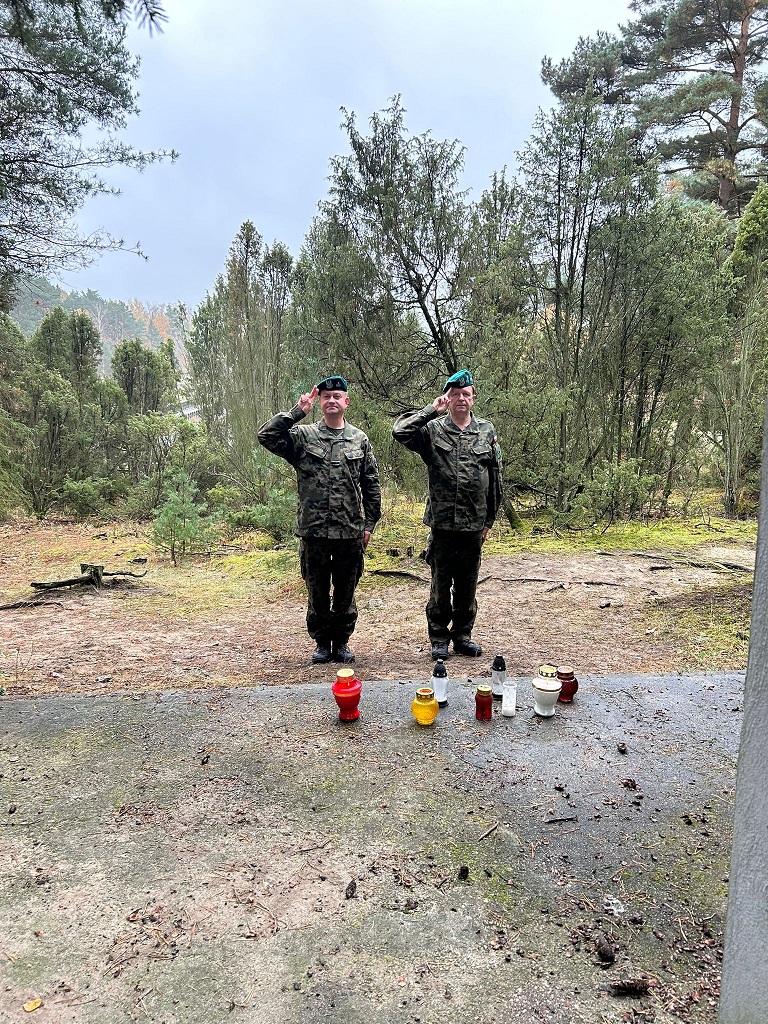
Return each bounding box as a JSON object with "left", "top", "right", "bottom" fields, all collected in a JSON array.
[{"left": 9, "top": 275, "right": 188, "bottom": 373}]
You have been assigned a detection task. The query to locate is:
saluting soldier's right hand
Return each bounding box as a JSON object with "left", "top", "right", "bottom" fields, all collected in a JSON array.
[
  {"left": 432, "top": 393, "right": 450, "bottom": 413},
  {"left": 298, "top": 385, "right": 318, "bottom": 413}
]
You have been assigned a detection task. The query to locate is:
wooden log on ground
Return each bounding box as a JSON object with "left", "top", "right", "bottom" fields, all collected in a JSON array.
[{"left": 30, "top": 563, "right": 146, "bottom": 591}]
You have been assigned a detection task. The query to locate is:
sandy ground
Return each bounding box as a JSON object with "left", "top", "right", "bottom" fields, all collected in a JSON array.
[{"left": 0, "top": 525, "right": 755, "bottom": 696}]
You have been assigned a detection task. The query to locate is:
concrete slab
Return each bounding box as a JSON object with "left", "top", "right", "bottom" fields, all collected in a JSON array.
[{"left": 0, "top": 672, "right": 742, "bottom": 1023}]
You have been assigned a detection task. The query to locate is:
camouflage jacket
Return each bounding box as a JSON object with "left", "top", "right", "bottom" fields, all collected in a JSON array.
[
  {"left": 257, "top": 405, "right": 382, "bottom": 539},
  {"left": 392, "top": 406, "right": 503, "bottom": 532}
]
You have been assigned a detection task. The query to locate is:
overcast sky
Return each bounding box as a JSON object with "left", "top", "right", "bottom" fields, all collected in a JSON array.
[{"left": 59, "top": 0, "right": 631, "bottom": 310}]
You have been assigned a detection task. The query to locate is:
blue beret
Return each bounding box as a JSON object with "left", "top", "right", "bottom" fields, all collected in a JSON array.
[
  {"left": 316, "top": 375, "right": 348, "bottom": 392},
  {"left": 442, "top": 369, "right": 474, "bottom": 393}
]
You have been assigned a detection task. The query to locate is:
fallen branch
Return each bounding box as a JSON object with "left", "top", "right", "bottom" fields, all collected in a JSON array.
[
  {"left": 32, "top": 575, "right": 100, "bottom": 591},
  {"left": 688, "top": 558, "right": 752, "bottom": 573},
  {"left": 369, "top": 569, "right": 429, "bottom": 582},
  {"left": 574, "top": 580, "right": 622, "bottom": 587},
  {"left": 598, "top": 550, "right": 752, "bottom": 574},
  {"left": 598, "top": 549, "right": 659, "bottom": 560},
  {"left": 30, "top": 563, "right": 147, "bottom": 591},
  {"left": 298, "top": 838, "right": 332, "bottom": 854},
  {"left": 0, "top": 599, "right": 64, "bottom": 611},
  {"left": 478, "top": 822, "right": 499, "bottom": 840},
  {"left": 370, "top": 568, "right": 628, "bottom": 588},
  {"left": 545, "top": 580, "right": 623, "bottom": 592},
  {"left": 479, "top": 575, "right": 560, "bottom": 585},
  {"left": 480, "top": 576, "right": 621, "bottom": 587}
]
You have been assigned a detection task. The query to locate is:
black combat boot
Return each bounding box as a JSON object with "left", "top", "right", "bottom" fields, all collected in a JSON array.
[
  {"left": 333, "top": 641, "right": 355, "bottom": 663},
  {"left": 431, "top": 639, "right": 450, "bottom": 660},
  {"left": 453, "top": 637, "right": 482, "bottom": 657},
  {"left": 311, "top": 642, "right": 332, "bottom": 664}
]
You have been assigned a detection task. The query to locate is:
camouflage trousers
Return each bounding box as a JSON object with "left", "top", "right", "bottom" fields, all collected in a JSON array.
[
  {"left": 425, "top": 529, "right": 484, "bottom": 642},
  {"left": 299, "top": 537, "right": 365, "bottom": 644}
]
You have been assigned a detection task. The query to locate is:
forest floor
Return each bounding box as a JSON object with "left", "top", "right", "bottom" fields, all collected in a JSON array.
[{"left": 0, "top": 513, "right": 755, "bottom": 696}]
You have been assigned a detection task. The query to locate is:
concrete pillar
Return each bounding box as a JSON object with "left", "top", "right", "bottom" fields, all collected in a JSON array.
[{"left": 719, "top": 401, "right": 768, "bottom": 1023}]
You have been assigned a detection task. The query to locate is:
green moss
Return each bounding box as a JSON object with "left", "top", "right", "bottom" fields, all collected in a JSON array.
[
  {"left": 644, "top": 805, "right": 732, "bottom": 916},
  {"left": 117, "top": 546, "right": 305, "bottom": 618},
  {"left": 487, "top": 515, "right": 756, "bottom": 557},
  {"left": 316, "top": 773, "right": 345, "bottom": 797},
  {"left": 438, "top": 839, "right": 521, "bottom": 911},
  {"left": 643, "top": 582, "right": 752, "bottom": 670},
  {"left": 6, "top": 955, "right": 51, "bottom": 986},
  {"left": 369, "top": 490, "right": 757, "bottom": 559},
  {"left": 220, "top": 548, "right": 297, "bottom": 581}
]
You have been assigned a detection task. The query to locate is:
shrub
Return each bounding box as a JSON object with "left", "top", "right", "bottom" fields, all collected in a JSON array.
[
  {"left": 225, "top": 488, "right": 296, "bottom": 543},
  {"left": 152, "top": 470, "right": 218, "bottom": 565},
  {"left": 0, "top": 467, "right": 27, "bottom": 520},
  {"left": 568, "top": 461, "right": 656, "bottom": 527},
  {"left": 206, "top": 483, "right": 242, "bottom": 511},
  {"left": 61, "top": 476, "right": 129, "bottom": 517},
  {"left": 112, "top": 480, "right": 158, "bottom": 520}
]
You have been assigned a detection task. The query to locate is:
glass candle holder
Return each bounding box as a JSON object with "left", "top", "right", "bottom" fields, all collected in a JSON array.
[
  {"left": 411, "top": 686, "right": 439, "bottom": 726},
  {"left": 501, "top": 678, "right": 517, "bottom": 717},
  {"left": 431, "top": 659, "right": 448, "bottom": 706},
  {"left": 557, "top": 665, "right": 579, "bottom": 702},
  {"left": 491, "top": 654, "right": 506, "bottom": 700},
  {"left": 531, "top": 664, "right": 561, "bottom": 717},
  {"left": 331, "top": 667, "right": 362, "bottom": 721},
  {"left": 475, "top": 683, "right": 493, "bottom": 721}
]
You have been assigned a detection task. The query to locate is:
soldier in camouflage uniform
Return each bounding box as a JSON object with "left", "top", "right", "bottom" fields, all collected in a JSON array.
[
  {"left": 258, "top": 375, "right": 381, "bottom": 665},
  {"left": 392, "top": 370, "right": 502, "bottom": 661}
]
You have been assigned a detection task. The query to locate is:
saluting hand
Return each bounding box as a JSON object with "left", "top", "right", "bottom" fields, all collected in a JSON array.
[
  {"left": 432, "top": 393, "right": 450, "bottom": 413},
  {"left": 298, "top": 385, "right": 318, "bottom": 413}
]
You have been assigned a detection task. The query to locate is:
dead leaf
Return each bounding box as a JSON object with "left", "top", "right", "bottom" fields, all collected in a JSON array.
[
  {"left": 23, "top": 999, "right": 42, "bottom": 1012},
  {"left": 605, "top": 976, "right": 651, "bottom": 997}
]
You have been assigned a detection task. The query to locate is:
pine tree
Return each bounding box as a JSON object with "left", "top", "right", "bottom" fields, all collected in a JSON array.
[
  {"left": 0, "top": 0, "right": 174, "bottom": 283},
  {"left": 151, "top": 470, "right": 215, "bottom": 565},
  {"left": 542, "top": 1, "right": 768, "bottom": 213},
  {"left": 185, "top": 222, "right": 293, "bottom": 500}
]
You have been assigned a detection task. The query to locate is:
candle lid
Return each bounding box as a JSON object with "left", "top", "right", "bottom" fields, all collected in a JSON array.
[
  {"left": 336, "top": 668, "right": 355, "bottom": 682},
  {"left": 534, "top": 664, "right": 561, "bottom": 691},
  {"left": 476, "top": 683, "right": 493, "bottom": 695},
  {"left": 432, "top": 660, "right": 447, "bottom": 677},
  {"left": 416, "top": 687, "right": 435, "bottom": 699}
]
